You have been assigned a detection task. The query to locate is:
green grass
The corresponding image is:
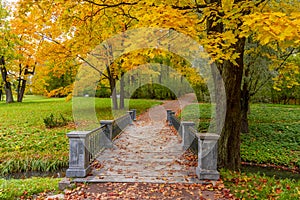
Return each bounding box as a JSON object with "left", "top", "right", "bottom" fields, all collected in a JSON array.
[
  {"left": 221, "top": 169, "right": 300, "bottom": 200},
  {"left": 242, "top": 104, "right": 300, "bottom": 169},
  {"left": 0, "top": 177, "right": 61, "bottom": 200},
  {"left": 182, "top": 102, "right": 300, "bottom": 199},
  {"left": 0, "top": 95, "right": 161, "bottom": 176},
  {"left": 181, "top": 103, "right": 300, "bottom": 169}
]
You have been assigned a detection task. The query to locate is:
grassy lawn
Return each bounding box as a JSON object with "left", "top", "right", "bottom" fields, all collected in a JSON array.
[{"left": 181, "top": 103, "right": 300, "bottom": 199}]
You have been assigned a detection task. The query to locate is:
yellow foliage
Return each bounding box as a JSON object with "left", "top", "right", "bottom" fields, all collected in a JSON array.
[{"left": 8, "top": 0, "right": 300, "bottom": 95}]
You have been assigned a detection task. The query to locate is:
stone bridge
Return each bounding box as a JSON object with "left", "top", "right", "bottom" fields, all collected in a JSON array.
[{"left": 65, "top": 94, "right": 219, "bottom": 185}]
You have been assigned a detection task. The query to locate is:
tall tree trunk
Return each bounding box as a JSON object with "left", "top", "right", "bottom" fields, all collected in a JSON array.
[
  {"left": 111, "top": 79, "right": 118, "bottom": 110},
  {"left": 4, "top": 81, "right": 14, "bottom": 103},
  {"left": 241, "top": 63, "right": 250, "bottom": 133},
  {"left": 17, "top": 79, "right": 26, "bottom": 102},
  {"left": 1, "top": 65, "right": 14, "bottom": 103},
  {"left": 119, "top": 72, "right": 125, "bottom": 109},
  {"left": 241, "top": 85, "right": 250, "bottom": 133},
  {"left": 217, "top": 39, "right": 245, "bottom": 170}
]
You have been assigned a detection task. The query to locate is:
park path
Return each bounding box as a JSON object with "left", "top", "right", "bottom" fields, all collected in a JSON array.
[
  {"left": 74, "top": 93, "right": 200, "bottom": 183},
  {"left": 45, "top": 94, "right": 234, "bottom": 199}
]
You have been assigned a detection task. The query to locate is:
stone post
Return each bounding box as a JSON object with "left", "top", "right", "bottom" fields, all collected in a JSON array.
[
  {"left": 196, "top": 133, "right": 220, "bottom": 180},
  {"left": 166, "top": 109, "right": 172, "bottom": 125},
  {"left": 131, "top": 109, "right": 137, "bottom": 121},
  {"left": 127, "top": 111, "right": 134, "bottom": 125},
  {"left": 181, "top": 121, "right": 195, "bottom": 150},
  {"left": 66, "top": 131, "right": 91, "bottom": 178},
  {"left": 100, "top": 120, "right": 114, "bottom": 148}
]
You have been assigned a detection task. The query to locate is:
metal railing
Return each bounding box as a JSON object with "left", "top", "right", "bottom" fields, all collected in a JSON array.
[
  {"left": 88, "top": 126, "right": 107, "bottom": 161},
  {"left": 188, "top": 127, "right": 198, "bottom": 154},
  {"left": 167, "top": 110, "right": 181, "bottom": 131},
  {"left": 112, "top": 113, "right": 132, "bottom": 139}
]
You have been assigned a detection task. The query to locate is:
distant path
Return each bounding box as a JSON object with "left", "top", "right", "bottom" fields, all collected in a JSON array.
[{"left": 138, "top": 93, "right": 197, "bottom": 122}]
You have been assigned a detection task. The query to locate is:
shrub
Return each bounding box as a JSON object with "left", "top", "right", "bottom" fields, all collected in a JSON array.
[{"left": 43, "top": 113, "right": 69, "bottom": 128}]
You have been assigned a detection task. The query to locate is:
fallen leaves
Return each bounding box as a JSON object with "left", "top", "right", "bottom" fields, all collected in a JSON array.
[{"left": 62, "top": 182, "right": 236, "bottom": 200}]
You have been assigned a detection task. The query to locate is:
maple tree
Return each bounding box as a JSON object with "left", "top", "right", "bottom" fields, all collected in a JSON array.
[
  {"left": 173, "top": 0, "right": 300, "bottom": 170},
  {"left": 11, "top": 0, "right": 300, "bottom": 170}
]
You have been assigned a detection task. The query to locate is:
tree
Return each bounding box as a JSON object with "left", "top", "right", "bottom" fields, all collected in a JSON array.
[
  {"left": 0, "top": 2, "right": 14, "bottom": 103},
  {"left": 241, "top": 40, "right": 297, "bottom": 133},
  {"left": 176, "top": 0, "right": 300, "bottom": 170}
]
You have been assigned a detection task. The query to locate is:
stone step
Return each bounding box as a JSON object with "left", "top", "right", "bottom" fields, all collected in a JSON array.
[{"left": 73, "top": 174, "right": 202, "bottom": 184}]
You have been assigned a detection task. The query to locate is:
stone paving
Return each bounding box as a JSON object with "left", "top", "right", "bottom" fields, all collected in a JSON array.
[{"left": 74, "top": 94, "right": 201, "bottom": 184}]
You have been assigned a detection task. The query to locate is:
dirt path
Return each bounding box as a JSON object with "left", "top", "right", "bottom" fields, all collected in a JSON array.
[{"left": 138, "top": 93, "right": 197, "bottom": 122}]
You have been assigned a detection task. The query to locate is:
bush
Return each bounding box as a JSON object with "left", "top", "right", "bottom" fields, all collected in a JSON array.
[{"left": 43, "top": 113, "right": 69, "bottom": 128}]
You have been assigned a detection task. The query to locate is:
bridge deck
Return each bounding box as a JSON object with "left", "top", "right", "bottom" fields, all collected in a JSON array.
[{"left": 73, "top": 95, "right": 203, "bottom": 184}]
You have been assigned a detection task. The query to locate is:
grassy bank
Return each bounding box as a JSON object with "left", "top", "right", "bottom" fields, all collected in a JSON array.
[
  {"left": 181, "top": 103, "right": 300, "bottom": 169},
  {"left": 181, "top": 103, "right": 300, "bottom": 199},
  {"left": 0, "top": 177, "right": 61, "bottom": 199},
  {"left": 220, "top": 170, "right": 300, "bottom": 199}
]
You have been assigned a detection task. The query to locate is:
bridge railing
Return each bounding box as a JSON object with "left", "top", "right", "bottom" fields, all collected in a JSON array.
[
  {"left": 66, "top": 109, "right": 136, "bottom": 178},
  {"left": 167, "top": 109, "right": 220, "bottom": 180}
]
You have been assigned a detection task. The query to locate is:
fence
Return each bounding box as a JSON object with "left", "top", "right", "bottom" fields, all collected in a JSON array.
[
  {"left": 167, "top": 109, "right": 220, "bottom": 180},
  {"left": 66, "top": 109, "right": 136, "bottom": 178}
]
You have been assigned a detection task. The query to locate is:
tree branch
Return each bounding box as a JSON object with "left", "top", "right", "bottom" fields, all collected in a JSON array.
[
  {"left": 172, "top": 3, "right": 208, "bottom": 10},
  {"left": 83, "top": 0, "right": 138, "bottom": 8},
  {"left": 36, "top": 32, "right": 107, "bottom": 78},
  {"left": 250, "top": 48, "right": 296, "bottom": 96}
]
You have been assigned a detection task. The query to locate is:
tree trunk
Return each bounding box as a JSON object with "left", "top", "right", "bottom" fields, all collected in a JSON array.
[
  {"left": 241, "top": 64, "right": 250, "bottom": 133},
  {"left": 241, "top": 87, "right": 250, "bottom": 133},
  {"left": 17, "top": 79, "right": 26, "bottom": 102},
  {"left": 217, "top": 38, "right": 245, "bottom": 170},
  {"left": 4, "top": 82, "right": 14, "bottom": 103},
  {"left": 1, "top": 65, "right": 14, "bottom": 103},
  {"left": 111, "top": 79, "right": 118, "bottom": 110},
  {"left": 119, "top": 72, "right": 125, "bottom": 109}
]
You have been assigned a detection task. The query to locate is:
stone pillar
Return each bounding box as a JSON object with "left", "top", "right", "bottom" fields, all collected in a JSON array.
[
  {"left": 196, "top": 133, "right": 220, "bottom": 180},
  {"left": 166, "top": 109, "right": 173, "bottom": 125},
  {"left": 127, "top": 111, "right": 134, "bottom": 125},
  {"left": 100, "top": 120, "right": 114, "bottom": 148},
  {"left": 181, "top": 121, "right": 195, "bottom": 150},
  {"left": 131, "top": 109, "right": 137, "bottom": 121},
  {"left": 66, "top": 131, "right": 91, "bottom": 178}
]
